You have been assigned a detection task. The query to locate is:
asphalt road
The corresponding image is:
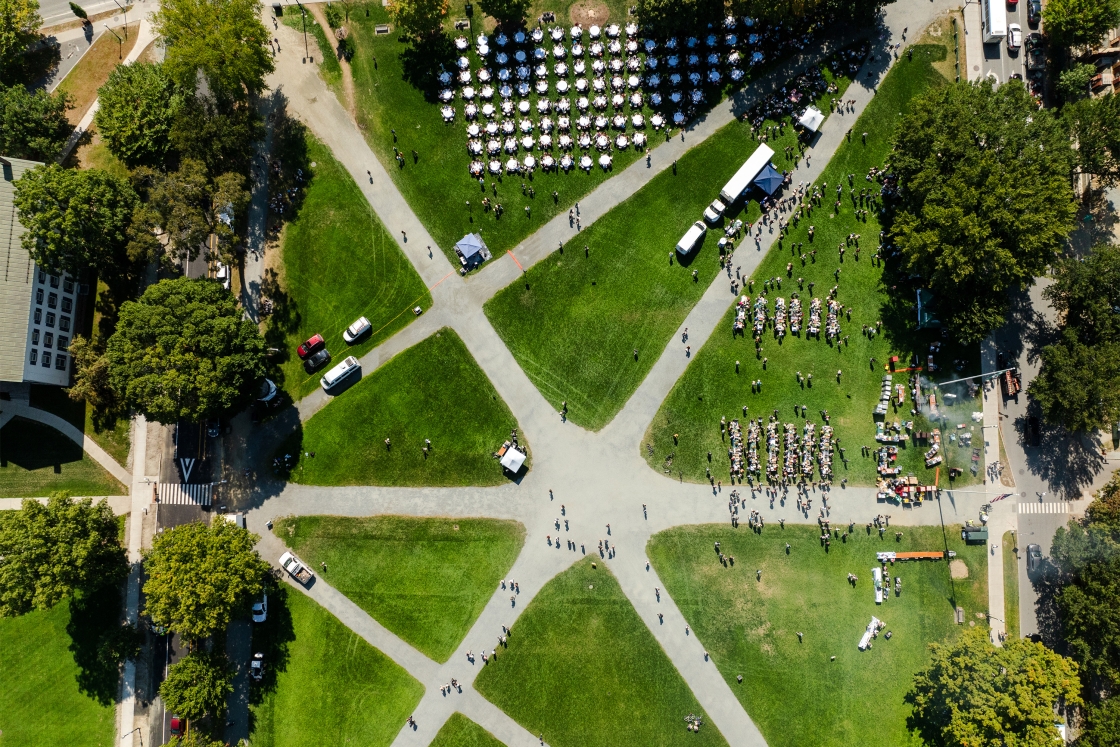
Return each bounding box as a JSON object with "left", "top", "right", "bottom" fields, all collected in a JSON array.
[
  {"left": 40, "top": 0, "right": 132, "bottom": 27},
  {"left": 1016, "top": 505, "right": 1069, "bottom": 640},
  {"left": 977, "top": 0, "right": 1027, "bottom": 84}
]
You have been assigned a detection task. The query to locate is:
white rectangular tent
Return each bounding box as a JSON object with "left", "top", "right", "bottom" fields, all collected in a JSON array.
[
  {"left": 798, "top": 106, "right": 825, "bottom": 132},
  {"left": 500, "top": 447, "right": 527, "bottom": 473}
]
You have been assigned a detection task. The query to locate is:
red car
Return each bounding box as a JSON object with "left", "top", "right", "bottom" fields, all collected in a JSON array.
[
  {"left": 169, "top": 716, "right": 183, "bottom": 735},
  {"left": 296, "top": 334, "right": 325, "bottom": 359}
]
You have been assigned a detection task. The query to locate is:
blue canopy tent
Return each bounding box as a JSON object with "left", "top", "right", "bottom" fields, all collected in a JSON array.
[
  {"left": 752, "top": 163, "right": 784, "bottom": 195},
  {"left": 454, "top": 233, "right": 492, "bottom": 268}
]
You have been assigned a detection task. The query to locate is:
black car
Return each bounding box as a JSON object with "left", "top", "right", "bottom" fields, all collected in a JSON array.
[
  {"left": 1027, "top": 0, "right": 1041, "bottom": 26},
  {"left": 1026, "top": 543, "right": 1042, "bottom": 572},
  {"left": 304, "top": 348, "right": 332, "bottom": 373},
  {"left": 1028, "top": 416, "right": 1040, "bottom": 446}
]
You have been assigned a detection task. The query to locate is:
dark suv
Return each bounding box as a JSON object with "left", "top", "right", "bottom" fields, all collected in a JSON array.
[{"left": 1027, "top": 0, "right": 1041, "bottom": 26}]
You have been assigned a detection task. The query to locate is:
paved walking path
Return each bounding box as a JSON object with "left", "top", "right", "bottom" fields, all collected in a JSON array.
[
  {"left": 0, "top": 400, "right": 132, "bottom": 486},
  {"left": 241, "top": 4, "right": 978, "bottom": 746},
  {"left": 118, "top": 415, "right": 152, "bottom": 747}
]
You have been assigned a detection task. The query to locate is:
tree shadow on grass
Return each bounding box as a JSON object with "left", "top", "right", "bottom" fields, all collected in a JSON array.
[
  {"left": 399, "top": 34, "right": 456, "bottom": 103},
  {"left": 66, "top": 581, "right": 139, "bottom": 706}
]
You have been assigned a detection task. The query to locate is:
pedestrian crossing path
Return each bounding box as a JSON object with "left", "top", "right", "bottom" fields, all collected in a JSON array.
[
  {"left": 158, "top": 482, "right": 212, "bottom": 507},
  {"left": 1017, "top": 502, "right": 1069, "bottom": 514}
]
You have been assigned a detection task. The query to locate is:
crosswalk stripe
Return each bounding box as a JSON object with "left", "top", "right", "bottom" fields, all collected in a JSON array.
[
  {"left": 1017, "top": 502, "right": 1069, "bottom": 514},
  {"left": 157, "top": 482, "right": 212, "bottom": 507}
]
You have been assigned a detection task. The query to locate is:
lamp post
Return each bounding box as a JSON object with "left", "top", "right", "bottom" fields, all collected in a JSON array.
[
  {"left": 295, "top": 0, "right": 310, "bottom": 63},
  {"left": 105, "top": 24, "right": 123, "bottom": 59},
  {"left": 111, "top": 0, "right": 127, "bottom": 39},
  {"left": 465, "top": 2, "right": 473, "bottom": 40}
]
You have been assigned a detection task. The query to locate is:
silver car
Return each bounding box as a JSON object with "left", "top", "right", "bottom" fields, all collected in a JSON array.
[{"left": 343, "top": 316, "right": 371, "bottom": 343}]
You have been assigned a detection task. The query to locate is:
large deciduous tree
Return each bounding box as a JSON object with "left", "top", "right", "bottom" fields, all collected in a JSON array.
[
  {"left": 889, "top": 81, "right": 1076, "bottom": 343},
  {"left": 13, "top": 164, "right": 138, "bottom": 279},
  {"left": 1050, "top": 474, "right": 1120, "bottom": 691},
  {"left": 1066, "top": 94, "right": 1120, "bottom": 188},
  {"left": 1043, "top": 0, "right": 1120, "bottom": 50},
  {"left": 142, "top": 519, "right": 269, "bottom": 640},
  {"left": 0, "top": 493, "right": 127, "bottom": 617},
  {"left": 154, "top": 0, "right": 273, "bottom": 100},
  {"left": 106, "top": 277, "right": 268, "bottom": 424},
  {"left": 387, "top": 0, "right": 448, "bottom": 40},
  {"left": 0, "top": 0, "right": 42, "bottom": 81},
  {"left": 0, "top": 84, "right": 72, "bottom": 161},
  {"left": 159, "top": 651, "right": 234, "bottom": 722},
  {"left": 95, "top": 62, "right": 181, "bottom": 168},
  {"left": 1029, "top": 245, "right": 1120, "bottom": 432},
  {"left": 905, "top": 627, "right": 1082, "bottom": 747}
]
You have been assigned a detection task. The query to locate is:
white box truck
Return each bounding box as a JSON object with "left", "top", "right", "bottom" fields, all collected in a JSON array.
[
  {"left": 719, "top": 143, "right": 776, "bottom": 204},
  {"left": 982, "top": 0, "right": 1007, "bottom": 43}
]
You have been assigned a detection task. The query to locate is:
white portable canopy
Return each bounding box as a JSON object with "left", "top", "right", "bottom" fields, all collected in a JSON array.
[
  {"left": 798, "top": 106, "right": 825, "bottom": 132},
  {"left": 500, "top": 447, "right": 527, "bottom": 473}
]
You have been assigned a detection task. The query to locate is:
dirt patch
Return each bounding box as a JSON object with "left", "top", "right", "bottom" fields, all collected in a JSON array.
[
  {"left": 569, "top": 0, "right": 609, "bottom": 26},
  {"left": 949, "top": 559, "right": 969, "bottom": 579}
]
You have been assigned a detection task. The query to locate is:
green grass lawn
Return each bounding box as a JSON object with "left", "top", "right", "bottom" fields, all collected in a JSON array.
[
  {"left": 642, "top": 42, "right": 985, "bottom": 487},
  {"left": 0, "top": 595, "right": 120, "bottom": 747},
  {"left": 250, "top": 588, "right": 424, "bottom": 747},
  {"left": 0, "top": 417, "right": 126, "bottom": 498},
  {"left": 474, "top": 557, "right": 730, "bottom": 747},
  {"left": 271, "top": 131, "right": 431, "bottom": 399},
  {"left": 429, "top": 713, "right": 506, "bottom": 747},
  {"left": 280, "top": 328, "right": 527, "bottom": 486},
  {"left": 1003, "top": 530, "right": 1020, "bottom": 640},
  {"left": 28, "top": 384, "right": 131, "bottom": 468},
  {"left": 482, "top": 72, "right": 846, "bottom": 430},
  {"left": 273, "top": 516, "right": 525, "bottom": 662},
  {"left": 332, "top": 0, "right": 798, "bottom": 264},
  {"left": 647, "top": 523, "right": 989, "bottom": 747}
]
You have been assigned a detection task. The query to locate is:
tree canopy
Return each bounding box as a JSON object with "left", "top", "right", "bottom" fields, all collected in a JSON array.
[
  {"left": 106, "top": 277, "right": 268, "bottom": 424},
  {"left": 159, "top": 651, "right": 233, "bottom": 722},
  {"left": 0, "top": 84, "right": 72, "bottom": 161},
  {"left": 154, "top": 0, "right": 273, "bottom": 99},
  {"left": 95, "top": 62, "right": 181, "bottom": 168},
  {"left": 1043, "top": 0, "right": 1120, "bottom": 50},
  {"left": 1028, "top": 245, "right": 1120, "bottom": 432},
  {"left": 1066, "top": 94, "right": 1120, "bottom": 187},
  {"left": 169, "top": 91, "right": 263, "bottom": 177},
  {"left": 478, "top": 0, "right": 530, "bottom": 27},
  {"left": 129, "top": 158, "right": 249, "bottom": 265},
  {"left": 386, "top": 0, "right": 448, "bottom": 40},
  {"left": 13, "top": 164, "right": 138, "bottom": 279},
  {"left": 1050, "top": 474, "right": 1120, "bottom": 691},
  {"left": 1080, "top": 696, "right": 1120, "bottom": 747},
  {"left": 0, "top": 0, "right": 42, "bottom": 82},
  {"left": 0, "top": 493, "right": 127, "bottom": 617},
  {"left": 637, "top": 0, "right": 723, "bottom": 34},
  {"left": 143, "top": 519, "right": 269, "bottom": 640},
  {"left": 888, "top": 81, "right": 1076, "bottom": 343},
  {"left": 905, "top": 627, "right": 1082, "bottom": 747},
  {"left": 729, "top": 0, "right": 894, "bottom": 23}
]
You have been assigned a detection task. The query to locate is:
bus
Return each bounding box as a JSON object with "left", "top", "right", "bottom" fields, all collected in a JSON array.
[{"left": 981, "top": 0, "right": 1007, "bottom": 43}]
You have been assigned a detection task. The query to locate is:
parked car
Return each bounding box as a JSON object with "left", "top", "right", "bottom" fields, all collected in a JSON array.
[
  {"left": 304, "top": 347, "right": 331, "bottom": 373},
  {"left": 1007, "top": 23, "right": 1022, "bottom": 51},
  {"left": 1027, "top": 46, "right": 1046, "bottom": 71},
  {"left": 702, "top": 198, "right": 726, "bottom": 224},
  {"left": 252, "top": 594, "right": 267, "bottom": 623},
  {"left": 1026, "top": 543, "right": 1042, "bottom": 572},
  {"left": 1026, "top": 31, "right": 1043, "bottom": 51},
  {"left": 320, "top": 355, "right": 360, "bottom": 390},
  {"left": 250, "top": 653, "right": 264, "bottom": 681},
  {"left": 1028, "top": 416, "right": 1040, "bottom": 446},
  {"left": 1027, "top": 0, "right": 1041, "bottom": 25},
  {"left": 170, "top": 716, "right": 183, "bottom": 736},
  {"left": 206, "top": 419, "right": 221, "bottom": 438},
  {"left": 343, "top": 316, "right": 371, "bottom": 343},
  {"left": 1010, "top": 72, "right": 1023, "bottom": 81},
  {"left": 297, "top": 333, "right": 325, "bottom": 359}
]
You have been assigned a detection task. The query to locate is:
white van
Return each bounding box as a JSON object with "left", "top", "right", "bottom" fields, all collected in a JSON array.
[
  {"left": 676, "top": 221, "right": 708, "bottom": 255},
  {"left": 321, "top": 355, "right": 360, "bottom": 390}
]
